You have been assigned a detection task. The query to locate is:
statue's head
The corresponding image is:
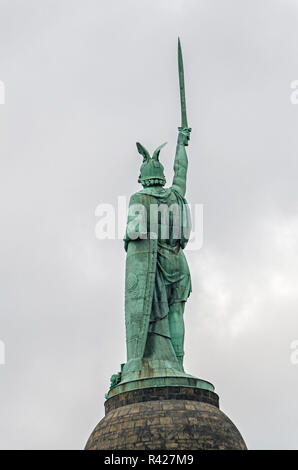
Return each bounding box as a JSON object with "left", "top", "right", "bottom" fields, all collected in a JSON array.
[{"left": 137, "top": 142, "right": 167, "bottom": 188}]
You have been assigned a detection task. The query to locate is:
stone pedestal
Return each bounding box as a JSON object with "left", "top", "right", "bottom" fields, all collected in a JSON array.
[{"left": 85, "top": 386, "right": 247, "bottom": 450}]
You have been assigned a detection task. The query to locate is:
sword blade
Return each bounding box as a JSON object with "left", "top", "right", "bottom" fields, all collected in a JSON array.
[{"left": 178, "top": 37, "right": 188, "bottom": 129}]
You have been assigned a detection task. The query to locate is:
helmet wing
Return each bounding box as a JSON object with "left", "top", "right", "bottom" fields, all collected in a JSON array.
[
  {"left": 136, "top": 142, "right": 151, "bottom": 163},
  {"left": 152, "top": 142, "right": 167, "bottom": 161}
]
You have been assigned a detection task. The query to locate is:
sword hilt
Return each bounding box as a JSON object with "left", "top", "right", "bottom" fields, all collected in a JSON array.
[{"left": 178, "top": 126, "right": 192, "bottom": 146}]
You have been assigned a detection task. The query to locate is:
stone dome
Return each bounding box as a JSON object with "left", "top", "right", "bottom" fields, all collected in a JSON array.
[{"left": 85, "top": 386, "right": 247, "bottom": 450}]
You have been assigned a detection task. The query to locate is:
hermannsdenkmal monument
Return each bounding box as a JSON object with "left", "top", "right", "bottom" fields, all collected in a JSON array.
[{"left": 85, "top": 39, "right": 247, "bottom": 450}]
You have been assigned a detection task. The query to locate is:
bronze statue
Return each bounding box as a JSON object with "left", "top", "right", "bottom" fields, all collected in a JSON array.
[{"left": 121, "top": 39, "right": 193, "bottom": 385}]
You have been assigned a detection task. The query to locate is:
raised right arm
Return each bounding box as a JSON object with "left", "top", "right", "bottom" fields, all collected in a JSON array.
[{"left": 171, "top": 127, "right": 191, "bottom": 197}]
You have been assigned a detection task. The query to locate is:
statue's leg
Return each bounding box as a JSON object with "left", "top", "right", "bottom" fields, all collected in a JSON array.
[{"left": 168, "top": 301, "right": 185, "bottom": 371}]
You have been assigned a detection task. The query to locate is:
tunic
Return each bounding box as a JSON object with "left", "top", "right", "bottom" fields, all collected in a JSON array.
[{"left": 133, "top": 186, "right": 192, "bottom": 338}]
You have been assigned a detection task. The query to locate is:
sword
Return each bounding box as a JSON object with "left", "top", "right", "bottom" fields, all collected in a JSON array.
[{"left": 178, "top": 37, "right": 191, "bottom": 134}]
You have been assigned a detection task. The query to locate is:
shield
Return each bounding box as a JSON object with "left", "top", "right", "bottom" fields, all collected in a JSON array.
[
  {"left": 125, "top": 237, "right": 157, "bottom": 363},
  {"left": 122, "top": 193, "right": 158, "bottom": 374}
]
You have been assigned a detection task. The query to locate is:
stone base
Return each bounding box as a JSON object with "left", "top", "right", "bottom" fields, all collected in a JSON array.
[
  {"left": 108, "top": 375, "right": 215, "bottom": 399},
  {"left": 85, "top": 386, "right": 247, "bottom": 450},
  {"left": 107, "top": 359, "right": 215, "bottom": 399}
]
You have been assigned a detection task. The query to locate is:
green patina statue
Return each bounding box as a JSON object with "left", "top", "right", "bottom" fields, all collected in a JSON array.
[{"left": 108, "top": 39, "right": 214, "bottom": 396}]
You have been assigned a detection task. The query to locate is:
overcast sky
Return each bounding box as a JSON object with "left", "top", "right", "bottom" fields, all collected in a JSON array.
[{"left": 0, "top": 0, "right": 298, "bottom": 450}]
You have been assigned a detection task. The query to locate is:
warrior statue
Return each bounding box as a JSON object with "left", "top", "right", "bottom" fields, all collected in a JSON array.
[
  {"left": 121, "top": 39, "right": 193, "bottom": 383},
  {"left": 87, "top": 38, "right": 246, "bottom": 454}
]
